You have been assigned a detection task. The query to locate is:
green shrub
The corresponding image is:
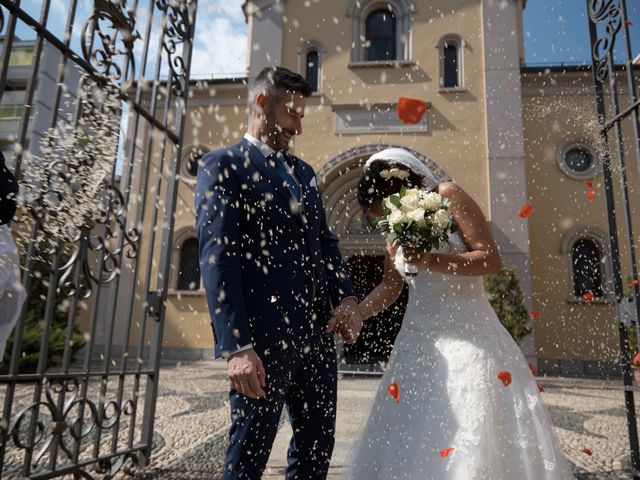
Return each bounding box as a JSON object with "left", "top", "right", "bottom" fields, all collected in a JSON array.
[{"left": 484, "top": 267, "right": 532, "bottom": 344}]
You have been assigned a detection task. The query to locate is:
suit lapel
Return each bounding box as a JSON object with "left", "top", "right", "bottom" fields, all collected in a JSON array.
[
  {"left": 289, "top": 157, "right": 313, "bottom": 226},
  {"left": 239, "top": 138, "right": 303, "bottom": 225}
]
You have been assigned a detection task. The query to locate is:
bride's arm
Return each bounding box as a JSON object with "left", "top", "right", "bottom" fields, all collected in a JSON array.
[
  {"left": 357, "top": 246, "right": 406, "bottom": 320},
  {"left": 406, "top": 181, "right": 503, "bottom": 276}
]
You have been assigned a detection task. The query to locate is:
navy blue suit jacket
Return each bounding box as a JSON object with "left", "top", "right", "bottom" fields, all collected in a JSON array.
[{"left": 196, "top": 138, "right": 355, "bottom": 358}]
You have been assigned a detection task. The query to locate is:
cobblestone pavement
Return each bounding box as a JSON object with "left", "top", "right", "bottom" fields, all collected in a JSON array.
[
  {"left": 140, "top": 362, "right": 640, "bottom": 479},
  {"left": 3, "top": 361, "right": 639, "bottom": 479}
]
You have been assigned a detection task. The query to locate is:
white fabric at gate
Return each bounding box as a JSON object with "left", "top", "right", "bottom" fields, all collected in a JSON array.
[{"left": 0, "top": 225, "right": 26, "bottom": 361}]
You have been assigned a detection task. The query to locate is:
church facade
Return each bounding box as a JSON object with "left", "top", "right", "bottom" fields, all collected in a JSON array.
[{"left": 129, "top": 0, "right": 638, "bottom": 377}]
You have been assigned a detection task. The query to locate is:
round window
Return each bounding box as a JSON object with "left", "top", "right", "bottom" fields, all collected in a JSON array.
[
  {"left": 564, "top": 148, "right": 593, "bottom": 173},
  {"left": 182, "top": 146, "right": 209, "bottom": 181},
  {"left": 556, "top": 141, "right": 599, "bottom": 180}
]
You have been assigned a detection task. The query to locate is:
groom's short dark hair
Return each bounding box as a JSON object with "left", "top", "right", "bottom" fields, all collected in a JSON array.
[{"left": 249, "top": 67, "right": 312, "bottom": 111}]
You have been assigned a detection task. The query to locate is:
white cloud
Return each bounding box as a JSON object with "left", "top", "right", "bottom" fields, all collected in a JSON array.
[
  {"left": 191, "top": 13, "right": 247, "bottom": 77},
  {"left": 9, "top": 0, "right": 247, "bottom": 78}
]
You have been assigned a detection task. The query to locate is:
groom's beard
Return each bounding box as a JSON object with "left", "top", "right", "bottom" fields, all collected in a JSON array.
[{"left": 261, "top": 117, "right": 293, "bottom": 152}]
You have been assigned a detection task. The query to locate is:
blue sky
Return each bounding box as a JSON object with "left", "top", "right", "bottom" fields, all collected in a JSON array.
[
  {"left": 4, "top": 0, "right": 248, "bottom": 77},
  {"left": 4, "top": 1, "right": 640, "bottom": 76},
  {"left": 524, "top": 0, "right": 640, "bottom": 65}
]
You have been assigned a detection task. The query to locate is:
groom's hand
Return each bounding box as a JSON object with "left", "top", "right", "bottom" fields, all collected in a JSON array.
[
  {"left": 328, "top": 298, "right": 364, "bottom": 344},
  {"left": 227, "top": 348, "right": 267, "bottom": 399}
]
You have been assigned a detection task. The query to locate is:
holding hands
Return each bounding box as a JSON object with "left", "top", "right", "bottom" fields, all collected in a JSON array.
[{"left": 327, "top": 297, "right": 366, "bottom": 344}]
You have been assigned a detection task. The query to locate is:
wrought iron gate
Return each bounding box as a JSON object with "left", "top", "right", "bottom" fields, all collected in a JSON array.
[
  {"left": 587, "top": 1, "right": 640, "bottom": 478},
  {"left": 0, "top": 0, "right": 197, "bottom": 477}
]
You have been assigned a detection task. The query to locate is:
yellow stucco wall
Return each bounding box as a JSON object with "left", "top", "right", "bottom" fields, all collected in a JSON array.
[
  {"left": 127, "top": 2, "right": 639, "bottom": 375},
  {"left": 280, "top": 0, "right": 490, "bottom": 215},
  {"left": 522, "top": 69, "right": 640, "bottom": 368}
]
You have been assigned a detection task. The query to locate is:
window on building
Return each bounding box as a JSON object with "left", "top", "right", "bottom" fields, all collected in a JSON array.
[
  {"left": 564, "top": 148, "right": 593, "bottom": 174},
  {"left": 306, "top": 50, "right": 319, "bottom": 93},
  {"left": 556, "top": 141, "right": 599, "bottom": 180},
  {"left": 438, "top": 35, "right": 464, "bottom": 89},
  {"left": 0, "top": 105, "right": 36, "bottom": 121},
  {"left": 365, "top": 9, "right": 397, "bottom": 61},
  {"left": 347, "top": 0, "right": 414, "bottom": 64},
  {"left": 177, "top": 237, "right": 201, "bottom": 291},
  {"left": 571, "top": 238, "right": 604, "bottom": 299},
  {"left": 9, "top": 46, "right": 34, "bottom": 67},
  {"left": 182, "top": 145, "right": 209, "bottom": 181},
  {"left": 443, "top": 44, "right": 459, "bottom": 88}
]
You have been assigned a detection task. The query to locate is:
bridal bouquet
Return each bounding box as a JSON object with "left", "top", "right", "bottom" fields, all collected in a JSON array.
[{"left": 378, "top": 187, "right": 457, "bottom": 276}]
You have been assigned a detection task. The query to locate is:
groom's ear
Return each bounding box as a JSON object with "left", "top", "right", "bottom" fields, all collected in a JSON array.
[{"left": 255, "top": 92, "right": 267, "bottom": 114}]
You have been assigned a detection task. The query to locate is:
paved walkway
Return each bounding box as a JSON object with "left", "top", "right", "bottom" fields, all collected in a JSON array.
[
  {"left": 2, "top": 361, "right": 637, "bottom": 478},
  {"left": 133, "top": 361, "right": 639, "bottom": 479}
]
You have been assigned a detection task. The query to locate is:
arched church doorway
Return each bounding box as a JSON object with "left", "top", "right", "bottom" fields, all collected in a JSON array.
[{"left": 318, "top": 144, "right": 451, "bottom": 370}]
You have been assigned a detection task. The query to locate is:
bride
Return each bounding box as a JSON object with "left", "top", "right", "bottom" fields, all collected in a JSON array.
[{"left": 330, "top": 148, "right": 574, "bottom": 479}]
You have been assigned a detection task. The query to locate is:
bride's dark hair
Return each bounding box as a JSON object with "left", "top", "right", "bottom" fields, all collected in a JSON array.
[{"left": 357, "top": 160, "right": 424, "bottom": 206}]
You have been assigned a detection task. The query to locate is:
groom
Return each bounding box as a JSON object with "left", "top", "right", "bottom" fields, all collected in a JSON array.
[{"left": 196, "top": 66, "right": 364, "bottom": 479}]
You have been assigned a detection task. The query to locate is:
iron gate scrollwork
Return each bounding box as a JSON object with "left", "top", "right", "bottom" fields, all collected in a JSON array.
[
  {"left": 0, "top": 0, "right": 197, "bottom": 477},
  {"left": 587, "top": 0, "right": 640, "bottom": 479}
]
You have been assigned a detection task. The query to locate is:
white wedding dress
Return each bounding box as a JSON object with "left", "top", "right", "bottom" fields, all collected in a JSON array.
[{"left": 344, "top": 232, "right": 574, "bottom": 479}]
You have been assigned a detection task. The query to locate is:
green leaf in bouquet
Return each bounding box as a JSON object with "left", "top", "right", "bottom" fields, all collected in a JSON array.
[{"left": 389, "top": 195, "right": 402, "bottom": 208}]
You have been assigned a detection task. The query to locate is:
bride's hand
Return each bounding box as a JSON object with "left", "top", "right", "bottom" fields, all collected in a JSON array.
[
  {"left": 403, "top": 247, "right": 435, "bottom": 269},
  {"left": 386, "top": 241, "right": 398, "bottom": 258}
]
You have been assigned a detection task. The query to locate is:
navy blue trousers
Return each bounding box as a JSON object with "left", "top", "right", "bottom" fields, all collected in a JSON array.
[{"left": 222, "top": 333, "right": 337, "bottom": 480}]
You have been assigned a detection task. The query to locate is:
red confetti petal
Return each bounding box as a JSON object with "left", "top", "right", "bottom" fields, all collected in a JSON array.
[
  {"left": 440, "top": 447, "right": 455, "bottom": 458},
  {"left": 582, "top": 447, "right": 593, "bottom": 456},
  {"left": 507, "top": 84, "right": 517, "bottom": 93},
  {"left": 586, "top": 181, "right": 595, "bottom": 201},
  {"left": 518, "top": 204, "right": 533, "bottom": 218},
  {"left": 631, "top": 279, "right": 638, "bottom": 286},
  {"left": 497, "top": 371, "right": 512, "bottom": 387},
  {"left": 625, "top": 19, "right": 634, "bottom": 26},
  {"left": 582, "top": 291, "right": 594, "bottom": 302},
  {"left": 632, "top": 352, "right": 640, "bottom": 367},
  {"left": 528, "top": 363, "right": 538, "bottom": 377},
  {"left": 530, "top": 310, "right": 541, "bottom": 319},
  {"left": 538, "top": 385, "right": 545, "bottom": 393},
  {"left": 387, "top": 381, "right": 400, "bottom": 404},
  {"left": 397, "top": 97, "right": 428, "bottom": 125}
]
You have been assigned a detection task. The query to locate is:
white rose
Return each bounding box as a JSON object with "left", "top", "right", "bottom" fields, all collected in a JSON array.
[
  {"left": 421, "top": 192, "right": 443, "bottom": 212},
  {"left": 384, "top": 197, "right": 398, "bottom": 212},
  {"left": 388, "top": 209, "right": 408, "bottom": 226},
  {"left": 432, "top": 208, "right": 452, "bottom": 231},
  {"left": 400, "top": 189, "right": 420, "bottom": 211},
  {"left": 406, "top": 207, "right": 427, "bottom": 227}
]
